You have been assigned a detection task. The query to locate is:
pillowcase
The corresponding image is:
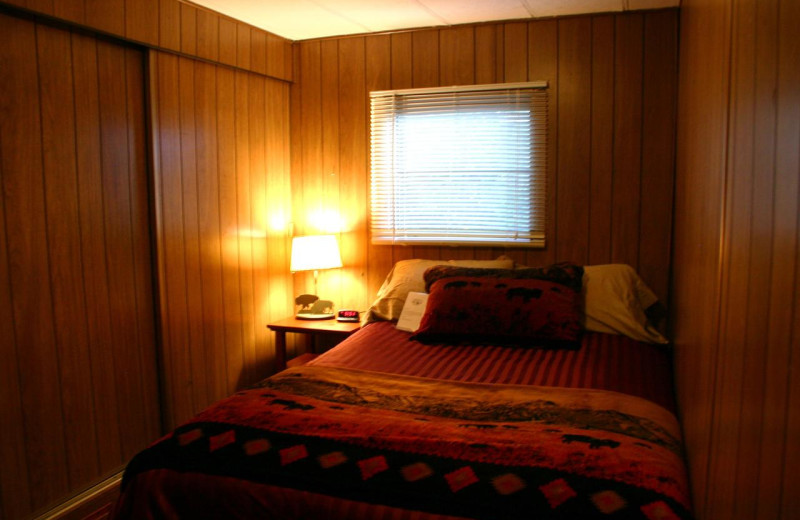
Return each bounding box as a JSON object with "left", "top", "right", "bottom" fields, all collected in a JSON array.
[
  {"left": 423, "top": 262, "right": 585, "bottom": 293},
  {"left": 412, "top": 266, "right": 584, "bottom": 348},
  {"left": 582, "top": 264, "right": 668, "bottom": 344},
  {"left": 362, "top": 257, "right": 514, "bottom": 325}
]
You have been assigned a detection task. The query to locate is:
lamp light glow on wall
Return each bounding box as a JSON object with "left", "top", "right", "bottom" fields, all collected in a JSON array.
[{"left": 290, "top": 234, "right": 342, "bottom": 320}]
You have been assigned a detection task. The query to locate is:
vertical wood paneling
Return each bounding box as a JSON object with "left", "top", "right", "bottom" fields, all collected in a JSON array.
[
  {"left": 125, "top": 0, "right": 158, "bottom": 46},
  {"left": 194, "top": 60, "right": 227, "bottom": 402},
  {"left": 237, "top": 23, "right": 251, "bottom": 70},
  {"left": 264, "top": 78, "right": 292, "bottom": 370},
  {"left": 773, "top": 1, "right": 800, "bottom": 515},
  {"left": 556, "top": 17, "right": 592, "bottom": 265},
  {"left": 411, "top": 29, "right": 439, "bottom": 88},
  {"left": 0, "top": 17, "right": 70, "bottom": 509},
  {"left": 179, "top": 56, "right": 208, "bottom": 414},
  {"left": 639, "top": 10, "right": 677, "bottom": 304},
  {"left": 673, "top": 1, "right": 731, "bottom": 513},
  {"left": 475, "top": 25, "right": 499, "bottom": 84},
  {"left": 675, "top": 0, "right": 800, "bottom": 518},
  {"left": 54, "top": 0, "right": 84, "bottom": 25},
  {"left": 155, "top": 52, "right": 192, "bottom": 426},
  {"left": 504, "top": 22, "right": 527, "bottom": 82},
  {"left": 440, "top": 26, "right": 474, "bottom": 85},
  {"left": 196, "top": 8, "right": 219, "bottom": 62},
  {"left": 292, "top": 12, "right": 678, "bottom": 318},
  {"left": 588, "top": 16, "right": 614, "bottom": 265},
  {"left": 0, "top": 15, "right": 158, "bottom": 518},
  {"left": 0, "top": 5, "right": 292, "bottom": 517},
  {"left": 216, "top": 66, "right": 245, "bottom": 397},
  {"left": 180, "top": 3, "right": 197, "bottom": 55},
  {"left": 321, "top": 38, "right": 341, "bottom": 302},
  {"left": 251, "top": 28, "right": 267, "bottom": 75},
  {"left": 0, "top": 125, "right": 31, "bottom": 520},
  {"left": 158, "top": 0, "right": 180, "bottom": 52},
  {"left": 71, "top": 30, "right": 125, "bottom": 479},
  {"left": 36, "top": 22, "right": 99, "bottom": 488},
  {"left": 218, "top": 18, "right": 237, "bottom": 67},
  {"left": 4, "top": 0, "right": 294, "bottom": 82},
  {"left": 85, "top": 0, "right": 124, "bottom": 36},
  {"left": 248, "top": 73, "right": 268, "bottom": 376},
  {"left": 234, "top": 68, "right": 256, "bottom": 387},
  {"left": 338, "top": 37, "right": 368, "bottom": 311},
  {"left": 611, "top": 14, "right": 643, "bottom": 270},
  {"left": 0, "top": 15, "right": 39, "bottom": 518},
  {"left": 97, "top": 40, "right": 154, "bottom": 459},
  {"left": 124, "top": 45, "right": 161, "bottom": 452},
  {"left": 152, "top": 52, "right": 293, "bottom": 427},
  {"left": 266, "top": 32, "right": 289, "bottom": 81},
  {"left": 295, "top": 40, "right": 322, "bottom": 244}
]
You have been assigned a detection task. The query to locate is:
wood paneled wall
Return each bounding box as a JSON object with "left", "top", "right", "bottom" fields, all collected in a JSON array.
[
  {"left": 673, "top": 0, "right": 800, "bottom": 518},
  {"left": 0, "top": 0, "right": 292, "bottom": 81},
  {"left": 0, "top": 15, "right": 160, "bottom": 519},
  {"left": 290, "top": 10, "right": 679, "bottom": 313},
  {"left": 150, "top": 51, "right": 293, "bottom": 430}
]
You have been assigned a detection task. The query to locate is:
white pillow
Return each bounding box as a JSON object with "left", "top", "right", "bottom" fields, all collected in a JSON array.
[
  {"left": 583, "top": 264, "right": 668, "bottom": 344},
  {"left": 363, "top": 258, "right": 514, "bottom": 324}
]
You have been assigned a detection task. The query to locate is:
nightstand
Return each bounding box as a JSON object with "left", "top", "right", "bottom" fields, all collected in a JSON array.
[{"left": 267, "top": 317, "right": 360, "bottom": 371}]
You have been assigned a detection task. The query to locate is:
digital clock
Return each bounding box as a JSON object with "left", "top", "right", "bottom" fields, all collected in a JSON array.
[{"left": 336, "top": 309, "right": 360, "bottom": 322}]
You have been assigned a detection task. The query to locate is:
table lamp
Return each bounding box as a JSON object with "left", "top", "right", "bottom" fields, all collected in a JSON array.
[{"left": 290, "top": 234, "right": 343, "bottom": 320}]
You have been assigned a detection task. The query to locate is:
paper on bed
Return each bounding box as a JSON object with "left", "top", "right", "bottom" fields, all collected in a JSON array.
[{"left": 396, "top": 292, "right": 429, "bottom": 332}]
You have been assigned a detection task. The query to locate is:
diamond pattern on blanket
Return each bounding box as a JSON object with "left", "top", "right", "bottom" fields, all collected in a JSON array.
[
  {"left": 243, "top": 438, "right": 271, "bottom": 456},
  {"left": 445, "top": 466, "right": 479, "bottom": 493},
  {"left": 401, "top": 462, "right": 434, "bottom": 482},
  {"left": 642, "top": 501, "right": 681, "bottom": 520},
  {"left": 209, "top": 430, "right": 235, "bottom": 452},
  {"left": 280, "top": 445, "right": 308, "bottom": 465},
  {"left": 540, "top": 478, "right": 577, "bottom": 508},
  {"left": 318, "top": 451, "right": 348, "bottom": 469},
  {"left": 592, "top": 490, "right": 627, "bottom": 514},
  {"left": 178, "top": 428, "right": 203, "bottom": 446},
  {"left": 492, "top": 473, "right": 526, "bottom": 495}
]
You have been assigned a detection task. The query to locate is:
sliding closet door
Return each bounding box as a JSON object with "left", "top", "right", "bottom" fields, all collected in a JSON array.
[{"left": 0, "top": 14, "right": 160, "bottom": 519}]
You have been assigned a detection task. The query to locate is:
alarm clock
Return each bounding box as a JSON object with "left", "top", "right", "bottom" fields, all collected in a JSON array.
[{"left": 336, "top": 309, "right": 360, "bottom": 322}]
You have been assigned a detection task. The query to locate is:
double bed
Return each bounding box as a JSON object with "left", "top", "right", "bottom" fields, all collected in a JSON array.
[{"left": 113, "top": 260, "right": 692, "bottom": 519}]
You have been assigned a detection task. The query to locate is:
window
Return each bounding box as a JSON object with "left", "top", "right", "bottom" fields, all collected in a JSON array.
[{"left": 369, "top": 82, "right": 548, "bottom": 247}]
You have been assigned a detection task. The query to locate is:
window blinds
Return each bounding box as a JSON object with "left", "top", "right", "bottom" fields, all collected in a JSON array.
[{"left": 370, "top": 82, "right": 548, "bottom": 247}]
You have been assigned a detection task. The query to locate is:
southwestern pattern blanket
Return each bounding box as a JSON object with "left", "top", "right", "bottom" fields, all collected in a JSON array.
[{"left": 115, "top": 365, "right": 692, "bottom": 519}]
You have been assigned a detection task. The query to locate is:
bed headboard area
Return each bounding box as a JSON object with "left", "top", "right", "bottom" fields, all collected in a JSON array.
[{"left": 289, "top": 10, "right": 678, "bottom": 319}]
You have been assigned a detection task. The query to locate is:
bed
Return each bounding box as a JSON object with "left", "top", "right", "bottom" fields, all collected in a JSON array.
[{"left": 113, "top": 260, "right": 693, "bottom": 520}]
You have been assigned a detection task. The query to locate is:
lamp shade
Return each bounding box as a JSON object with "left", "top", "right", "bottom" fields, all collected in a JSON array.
[{"left": 290, "top": 235, "right": 343, "bottom": 272}]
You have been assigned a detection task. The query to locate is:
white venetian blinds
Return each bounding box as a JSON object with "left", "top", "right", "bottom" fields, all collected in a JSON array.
[{"left": 369, "top": 82, "right": 548, "bottom": 247}]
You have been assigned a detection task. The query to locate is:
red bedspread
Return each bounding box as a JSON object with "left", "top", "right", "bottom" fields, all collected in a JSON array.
[
  {"left": 312, "top": 322, "right": 676, "bottom": 411},
  {"left": 114, "top": 327, "right": 691, "bottom": 520}
]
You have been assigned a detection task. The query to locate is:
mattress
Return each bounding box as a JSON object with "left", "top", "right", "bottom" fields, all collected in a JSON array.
[{"left": 113, "top": 324, "right": 691, "bottom": 520}]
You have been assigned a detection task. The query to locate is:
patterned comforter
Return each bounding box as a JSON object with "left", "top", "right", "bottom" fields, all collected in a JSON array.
[{"left": 114, "top": 365, "right": 692, "bottom": 519}]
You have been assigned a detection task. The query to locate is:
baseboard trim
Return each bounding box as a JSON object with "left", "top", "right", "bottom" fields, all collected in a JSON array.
[{"left": 36, "top": 472, "right": 122, "bottom": 520}]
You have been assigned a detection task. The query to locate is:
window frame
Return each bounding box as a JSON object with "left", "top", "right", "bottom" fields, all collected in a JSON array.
[{"left": 369, "top": 81, "right": 549, "bottom": 248}]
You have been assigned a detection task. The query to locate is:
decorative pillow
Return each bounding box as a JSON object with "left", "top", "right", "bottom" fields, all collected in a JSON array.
[
  {"left": 423, "top": 262, "right": 585, "bottom": 293},
  {"left": 412, "top": 273, "right": 583, "bottom": 349},
  {"left": 582, "top": 264, "right": 668, "bottom": 344},
  {"left": 362, "top": 257, "right": 514, "bottom": 325}
]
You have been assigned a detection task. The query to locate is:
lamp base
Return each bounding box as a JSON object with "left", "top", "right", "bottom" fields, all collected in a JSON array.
[{"left": 295, "top": 312, "right": 335, "bottom": 320}]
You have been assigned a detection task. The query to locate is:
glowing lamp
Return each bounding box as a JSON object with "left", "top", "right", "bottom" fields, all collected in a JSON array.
[{"left": 290, "top": 235, "right": 342, "bottom": 319}]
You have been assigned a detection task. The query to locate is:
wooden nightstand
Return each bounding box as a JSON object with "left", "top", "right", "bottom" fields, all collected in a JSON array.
[{"left": 267, "top": 317, "right": 360, "bottom": 371}]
